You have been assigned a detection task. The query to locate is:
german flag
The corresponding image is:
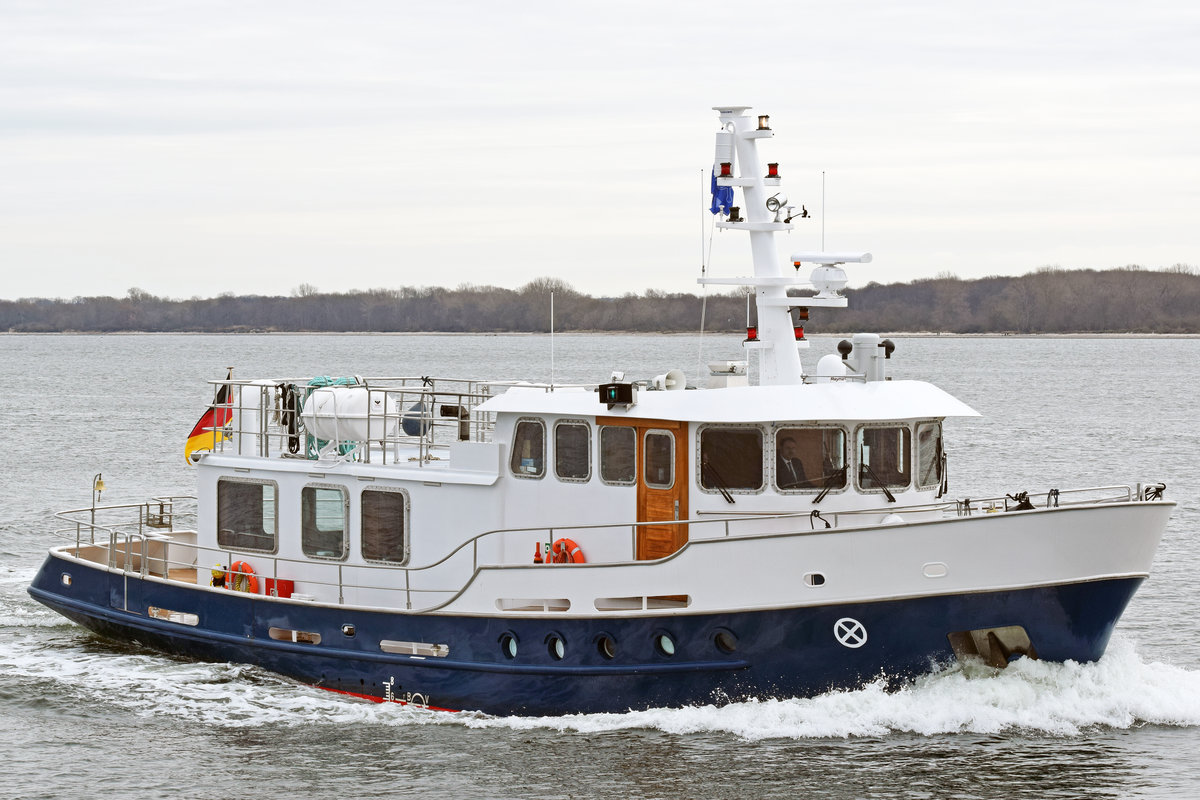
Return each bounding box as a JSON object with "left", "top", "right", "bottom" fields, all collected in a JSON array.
[{"left": 185, "top": 371, "right": 234, "bottom": 464}]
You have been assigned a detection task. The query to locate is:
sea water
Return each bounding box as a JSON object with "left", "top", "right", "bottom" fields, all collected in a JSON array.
[{"left": 1, "top": 333, "right": 1198, "bottom": 799}]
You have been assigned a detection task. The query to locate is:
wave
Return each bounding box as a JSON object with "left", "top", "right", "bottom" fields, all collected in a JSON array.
[
  {"left": 479, "top": 638, "right": 1200, "bottom": 739},
  {"left": 3, "top": 631, "right": 1198, "bottom": 737}
]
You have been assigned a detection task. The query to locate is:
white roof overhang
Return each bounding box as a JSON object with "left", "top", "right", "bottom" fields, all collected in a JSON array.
[{"left": 477, "top": 381, "right": 979, "bottom": 423}]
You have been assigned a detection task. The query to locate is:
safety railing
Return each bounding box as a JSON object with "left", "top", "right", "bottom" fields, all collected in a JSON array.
[
  {"left": 194, "top": 375, "right": 598, "bottom": 467},
  {"left": 54, "top": 501, "right": 824, "bottom": 612},
  {"left": 205, "top": 376, "right": 503, "bottom": 466},
  {"left": 949, "top": 484, "right": 1149, "bottom": 516},
  {"left": 59, "top": 497, "right": 195, "bottom": 556},
  {"left": 693, "top": 483, "right": 1157, "bottom": 528},
  {"left": 51, "top": 482, "right": 1164, "bottom": 613}
]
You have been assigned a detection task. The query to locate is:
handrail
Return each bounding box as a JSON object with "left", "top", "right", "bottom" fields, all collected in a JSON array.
[
  {"left": 50, "top": 482, "right": 1160, "bottom": 613},
  {"left": 201, "top": 376, "right": 526, "bottom": 466}
]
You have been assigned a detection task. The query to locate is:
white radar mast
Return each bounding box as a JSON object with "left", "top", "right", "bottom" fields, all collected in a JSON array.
[{"left": 700, "top": 107, "right": 872, "bottom": 386}]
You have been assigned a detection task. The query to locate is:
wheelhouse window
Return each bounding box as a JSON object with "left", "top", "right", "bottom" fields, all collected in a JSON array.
[
  {"left": 916, "top": 421, "right": 943, "bottom": 490},
  {"left": 301, "top": 485, "right": 348, "bottom": 559},
  {"left": 362, "top": 488, "right": 408, "bottom": 564},
  {"left": 599, "top": 425, "right": 636, "bottom": 485},
  {"left": 644, "top": 430, "right": 674, "bottom": 489},
  {"left": 857, "top": 425, "right": 912, "bottom": 491},
  {"left": 775, "top": 427, "right": 847, "bottom": 492},
  {"left": 554, "top": 420, "right": 591, "bottom": 482},
  {"left": 699, "top": 426, "right": 763, "bottom": 493},
  {"left": 216, "top": 479, "right": 277, "bottom": 552},
  {"left": 509, "top": 418, "right": 545, "bottom": 478}
]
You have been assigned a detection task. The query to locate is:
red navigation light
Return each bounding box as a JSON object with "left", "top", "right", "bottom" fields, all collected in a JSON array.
[
  {"left": 794, "top": 326, "right": 805, "bottom": 340},
  {"left": 719, "top": 162, "right": 732, "bottom": 177},
  {"left": 746, "top": 326, "right": 758, "bottom": 341},
  {"left": 766, "top": 163, "right": 779, "bottom": 178}
]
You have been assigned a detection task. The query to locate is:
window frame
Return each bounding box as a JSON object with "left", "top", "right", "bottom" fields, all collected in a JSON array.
[
  {"left": 643, "top": 429, "right": 675, "bottom": 490},
  {"left": 509, "top": 417, "right": 547, "bottom": 480},
  {"left": 915, "top": 419, "right": 944, "bottom": 491},
  {"left": 216, "top": 477, "right": 279, "bottom": 554},
  {"left": 553, "top": 419, "right": 592, "bottom": 484},
  {"left": 696, "top": 423, "right": 765, "bottom": 495},
  {"left": 301, "top": 483, "right": 350, "bottom": 561},
  {"left": 598, "top": 425, "right": 637, "bottom": 487},
  {"left": 772, "top": 424, "right": 849, "bottom": 495},
  {"left": 854, "top": 422, "right": 913, "bottom": 494},
  {"left": 361, "top": 486, "right": 410, "bottom": 565}
]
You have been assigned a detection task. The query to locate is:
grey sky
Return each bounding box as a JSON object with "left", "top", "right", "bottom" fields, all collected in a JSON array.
[{"left": 1, "top": 0, "right": 1196, "bottom": 300}]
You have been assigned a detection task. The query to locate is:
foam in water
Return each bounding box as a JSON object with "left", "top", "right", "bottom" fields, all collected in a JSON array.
[
  {"left": 4, "top": 627, "right": 1199, "bottom": 736},
  {"left": 463, "top": 638, "right": 1200, "bottom": 739}
]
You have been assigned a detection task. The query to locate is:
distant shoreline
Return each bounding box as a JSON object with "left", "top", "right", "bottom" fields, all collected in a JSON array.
[{"left": 5, "top": 268, "right": 1197, "bottom": 335}]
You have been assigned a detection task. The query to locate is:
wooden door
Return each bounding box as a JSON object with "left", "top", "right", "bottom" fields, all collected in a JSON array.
[{"left": 599, "top": 417, "right": 689, "bottom": 560}]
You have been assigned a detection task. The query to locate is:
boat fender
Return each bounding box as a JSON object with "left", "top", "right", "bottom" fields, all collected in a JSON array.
[
  {"left": 228, "top": 561, "right": 259, "bottom": 594},
  {"left": 401, "top": 401, "right": 430, "bottom": 437},
  {"left": 550, "top": 538, "right": 585, "bottom": 564},
  {"left": 276, "top": 383, "right": 301, "bottom": 454}
]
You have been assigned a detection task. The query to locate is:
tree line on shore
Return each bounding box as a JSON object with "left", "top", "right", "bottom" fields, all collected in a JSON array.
[{"left": 2, "top": 266, "right": 1197, "bottom": 334}]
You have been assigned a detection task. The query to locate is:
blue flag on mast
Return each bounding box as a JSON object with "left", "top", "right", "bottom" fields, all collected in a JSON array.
[{"left": 710, "top": 169, "right": 734, "bottom": 215}]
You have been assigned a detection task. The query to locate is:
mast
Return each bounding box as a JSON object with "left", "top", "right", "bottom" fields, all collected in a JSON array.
[{"left": 701, "top": 106, "right": 871, "bottom": 386}]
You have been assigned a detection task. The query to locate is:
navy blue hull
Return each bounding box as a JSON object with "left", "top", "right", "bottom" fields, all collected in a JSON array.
[{"left": 29, "top": 553, "right": 1142, "bottom": 715}]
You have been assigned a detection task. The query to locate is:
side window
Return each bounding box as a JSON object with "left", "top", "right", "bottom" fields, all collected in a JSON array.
[
  {"left": 644, "top": 430, "right": 674, "bottom": 489},
  {"left": 776, "top": 427, "right": 847, "bottom": 492},
  {"left": 302, "top": 485, "right": 348, "bottom": 559},
  {"left": 509, "top": 418, "right": 545, "bottom": 478},
  {"left": 555, "top": 421, "right": 591, "bottom": 482},
  {"left": 362, "top": 488, "right": 408, "bottom": 564},
  {"left": 699, "top": 426, "right": 763, "bottom": 492},
  {"left": 916, "top": 421, "right": 943, "bottom": 489},
  {"left": 217, "top": 479, "right": 277, "bottom": 552},
  {"left": 857, "top": 425, "right": 912, "bottom": 491},
  {"left": 599, "top": 426, "right": 636, "bottom": 485}
]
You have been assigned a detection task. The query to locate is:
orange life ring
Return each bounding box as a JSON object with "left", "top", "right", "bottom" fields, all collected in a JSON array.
[
  {"left": 228, "top": 561, "right": 259, "bottom": 594},
  {"left": 549, "top": 538, "right": 585, "bottom": 564}
]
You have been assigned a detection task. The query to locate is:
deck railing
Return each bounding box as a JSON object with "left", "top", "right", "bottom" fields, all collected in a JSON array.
[
  {"left": 51, "top": 483, "right": 1161, "bottom": 613},
  {"left": 194, "top": 376, "right": 578, "bottom": 466}
]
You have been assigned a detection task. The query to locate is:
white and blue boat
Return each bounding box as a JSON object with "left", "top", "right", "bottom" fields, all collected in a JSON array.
[{"left": 28, "top": 107, "right": 1174, "bottom": 715}]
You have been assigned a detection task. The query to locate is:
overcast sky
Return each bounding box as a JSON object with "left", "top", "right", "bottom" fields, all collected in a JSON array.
[{"left": 1, "top": 0, "right": 1196, "bottom": 300}]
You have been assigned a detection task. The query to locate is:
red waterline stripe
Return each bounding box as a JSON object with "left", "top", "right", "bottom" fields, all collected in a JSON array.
[{"left": 316, "top": 684, "right": 461, "bottom": 713}]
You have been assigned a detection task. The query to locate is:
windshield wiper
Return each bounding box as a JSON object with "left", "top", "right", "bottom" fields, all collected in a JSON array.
[
  {"left": 813, "top": 466, "right": 847, "bottom": 504},
  {"left": 701, "top": 461, "right": 735, "bottom": 504},
  {"left": 860, "top": 462, "right": 897, "bottom": 503}
]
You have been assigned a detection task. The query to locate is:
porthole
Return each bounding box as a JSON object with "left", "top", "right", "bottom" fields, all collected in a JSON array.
[
  {"left": 547, "top": 635, "right": 565, "bottom": 660},
  {"left": 655, "top": 633, "right": 676, "bottom": 657},
  {"left": 804, "top": 572, "right": 826, "bottom": 587},
  {"left": 341, "top": 624, "right": 356, "bottom": 637},
  {"left": 596, "top": 634, "right": 616, "bottom": 660},
  {"left": 714, "top": 630, "right": 738, "bottom": 654},
  {"left": 500, "top": 633, "right": 518, "bottom": 659}
]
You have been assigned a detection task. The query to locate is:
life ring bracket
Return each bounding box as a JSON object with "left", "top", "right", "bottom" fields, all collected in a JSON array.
[
  {"left": 549, "top": 538, "right": 585, "bottom": 564},
  {"left": 228, "top": 560, "right": 259, "bottom": 594}
]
